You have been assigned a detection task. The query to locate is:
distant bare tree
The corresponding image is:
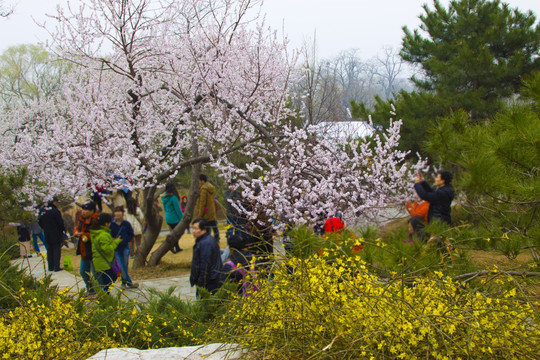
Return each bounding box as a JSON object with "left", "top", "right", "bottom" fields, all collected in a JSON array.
[
  {"left": 292, "top": 43, "right": 412, "bottom": 123},
  {"left": 0, "top": 1, "right": 13, "bottom": 17},
  {"left": 372, "top": 46, "right": 406, "bottom": 100},
  {"left": 292, "top": 36, "right": 346, "bottom": 126},
  {"left": 331, "top": 49, "right": 376, "bottom": 108}
]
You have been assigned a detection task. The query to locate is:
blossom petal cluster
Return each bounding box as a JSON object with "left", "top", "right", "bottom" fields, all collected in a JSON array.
[{"left": 0, "top": 0, "right": 427, "bottom": 229}]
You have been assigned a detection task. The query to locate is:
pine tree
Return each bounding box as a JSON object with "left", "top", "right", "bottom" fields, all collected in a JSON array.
[
  {"left": 401, "top": 0, "right": 539, "bottom": 121},
  {"left": 0, "top": 168, "right": 32, "bottom": 225},
  {"left": 426, "top": 72, "right": 540, "bottom": 261},
  {"left": 353, "top": 0, "right": 539, "bottom": 158}
]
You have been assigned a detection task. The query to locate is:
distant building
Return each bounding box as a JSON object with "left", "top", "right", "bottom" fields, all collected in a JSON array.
[{"left": 313, "top": 121, "right": 373, "bottom": 140}]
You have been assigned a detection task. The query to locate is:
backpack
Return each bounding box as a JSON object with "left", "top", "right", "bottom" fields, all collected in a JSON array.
[
  {"left": 324, "top": 217, "right": 344, "bottom": 233},
  {"left": 16, "top": 224, "right": 31, "bottom": 242},
  {"left": 406, "top": 200, "right": 430, "bottom": 223},
  {"left": 224, "top": 260, "right": 259, "bottom": 296}
]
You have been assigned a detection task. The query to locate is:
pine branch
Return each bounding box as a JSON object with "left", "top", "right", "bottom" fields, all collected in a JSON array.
[{"left": 453, "top": 270, "right": 540, "bottom": 283}]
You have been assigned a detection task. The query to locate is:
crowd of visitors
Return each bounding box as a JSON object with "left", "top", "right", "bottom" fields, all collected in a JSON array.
[{"left": 11, "top": 169, "right": 455, "bottom": 298}]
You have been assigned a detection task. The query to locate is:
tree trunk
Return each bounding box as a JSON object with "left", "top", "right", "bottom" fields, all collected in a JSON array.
[
  {"left": 147, "top": 163, "right": 201, "bottom": 266},
  {"left": 132, "top": 186, "right": 163, "bottom": 269}
]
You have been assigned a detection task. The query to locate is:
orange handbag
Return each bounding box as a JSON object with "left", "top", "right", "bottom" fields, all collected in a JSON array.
[{"left": 406, "top": 200, "right": 429, "bottom": 223}]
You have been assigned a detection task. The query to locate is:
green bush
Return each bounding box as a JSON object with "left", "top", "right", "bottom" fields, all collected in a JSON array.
[{"left": 0, "top": 229, "right": 20, "bottom": 260}]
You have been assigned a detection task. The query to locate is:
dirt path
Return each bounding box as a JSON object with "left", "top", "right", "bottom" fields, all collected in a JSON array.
[{"left": 62, "top": 228, "right": 230, "bottom": 280}]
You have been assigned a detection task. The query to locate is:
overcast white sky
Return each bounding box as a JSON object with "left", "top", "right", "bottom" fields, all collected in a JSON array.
[{"left": 0, "top": 0, "right": 538, "bottom": 60}]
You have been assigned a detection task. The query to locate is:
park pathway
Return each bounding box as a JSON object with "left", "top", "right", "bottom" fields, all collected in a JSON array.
[{"left": 11, "top": 250, "right": 196, "bottom": 302}]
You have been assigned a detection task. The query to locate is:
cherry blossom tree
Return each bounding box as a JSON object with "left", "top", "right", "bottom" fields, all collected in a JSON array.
[
  {"left": 219, "top": 117, "right": 428, "bottom": 230},
  {"left": 0, "top": 0, "right": 426, "bottom": 268}
]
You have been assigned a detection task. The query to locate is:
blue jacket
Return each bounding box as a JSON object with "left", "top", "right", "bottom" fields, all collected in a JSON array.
[
  {"left": 190, "top": 232, "right": 222, "bottom": 289},
  {"left": 109, "top": 220, "right": 134, "bottom": 250},
  {"left": 162, "top": 194, "right": 183, "bottom": 225}
]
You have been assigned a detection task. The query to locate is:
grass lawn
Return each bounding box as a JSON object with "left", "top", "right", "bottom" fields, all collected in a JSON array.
[{"left": 61, "top": 224, "right": 230, "bottom": 280}]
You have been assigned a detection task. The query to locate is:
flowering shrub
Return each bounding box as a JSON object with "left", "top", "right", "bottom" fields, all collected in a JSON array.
[
  {"left": 0, "top": 243, "right": 233, "bottom": 359},
  {"left": 0, "top": 284, "right": 226, "bottom": 359},
  {"left": 215, "top": 253, "right": 540, "bottom": 359},
  {"left": 0, "top": 289, "right": 118, "bottom": 359},
  {"left": 1, "top": 226, "right": 538, "bottom": 359},
  {"left": 284, "top": 226, "right": 469, "bottom": 279}
]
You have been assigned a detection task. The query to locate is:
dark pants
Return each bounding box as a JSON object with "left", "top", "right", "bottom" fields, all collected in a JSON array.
[
  {"left": 207, "top": 220, "right": 219, "bottom": 241},
  {"left": 46, "top": 241, "right": 62, "bottom": 271},
  {"left": 409, "top": 216, "right": 427, "bottom": 243},
  {"left": 95, "top": 269, "right": 118, "bottom": 294},
  {"left": 80, "top": 257, "right": 95, "bottom": 294},
  {"left": 167, "top": 223, "right": 182, "bottom": 252}
]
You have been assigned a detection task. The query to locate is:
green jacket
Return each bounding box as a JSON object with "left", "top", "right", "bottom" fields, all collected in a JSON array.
[{"left": 90, "top": 226, "right": 121, "bottom": 272}]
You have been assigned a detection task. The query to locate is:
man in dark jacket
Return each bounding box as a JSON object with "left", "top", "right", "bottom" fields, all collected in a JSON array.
[
  {"left": 190, "top": 218, "right": 222, "bottom": 296},
  {"left": 414, "top": 170, "right": 455, "bottom": 225},
  {"left": 38, "top": 197, "right": 65, "bottom": 272}
]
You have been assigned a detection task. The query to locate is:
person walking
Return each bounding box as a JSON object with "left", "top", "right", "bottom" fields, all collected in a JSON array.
[
  {"left": 109, "top": 206, "right": 138, "bottom": 289},
  {"left": 161, "top": 182, "right": 183, "bottom": 253},
  {"left": 73, "top": 200, "right": 100, "bottom": 296},
  {"left": 90, "top": 213, "right": 121, "bottom": 294},
  {"left": 190, "top": 218, "right": 222, "bottom": 296},
  {"left": 30, "top": 218, "right": 47, "bottom": 254},
  {"left": 180, "top": 195, "right": 188, "bottom": 213},
  {"left": 125, "top": 198, "right": 144, "bottom": 257},
  {"left": 195, "top": 174, "right": 219, "bottom": 241},
  {"left": 38, "top": 197, "right": 65, "bottom": 272}
]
